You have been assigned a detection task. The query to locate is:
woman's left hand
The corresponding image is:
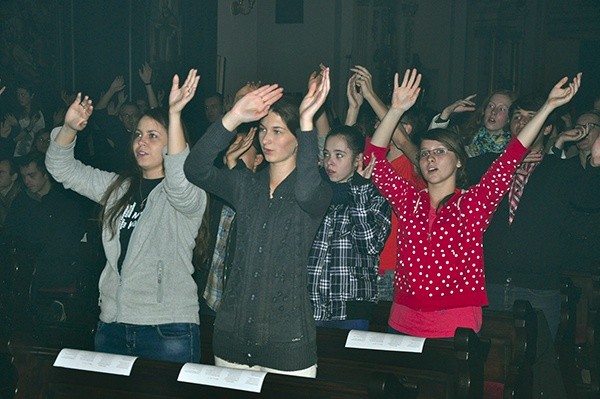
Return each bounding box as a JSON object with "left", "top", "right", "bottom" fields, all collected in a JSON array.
[
  {"left": 299, "top": 67, "right": 330, "bottom": 130},
  {"left": 357, "top": 154, "right": 376, "bottom": 179},
  {"left": 169, "top": 68, "right": 200, "bottom": 114}
]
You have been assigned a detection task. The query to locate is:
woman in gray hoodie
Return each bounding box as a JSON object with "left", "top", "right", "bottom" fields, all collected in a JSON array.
[{"left": 45, "top": 69, "right": 207, "bottom": 363}]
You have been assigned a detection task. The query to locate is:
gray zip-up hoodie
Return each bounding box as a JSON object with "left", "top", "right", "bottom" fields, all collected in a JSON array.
[{"left": 46, "top": 126, "right": 206, "bottom": 325}]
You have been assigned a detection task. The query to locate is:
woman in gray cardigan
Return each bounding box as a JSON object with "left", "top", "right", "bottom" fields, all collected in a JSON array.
[
  {"left": 45, "top": 69, "right": 207, "bottom": 363},
  {"left": 184, "top": 70, "right": 332, "bottom": 377}
]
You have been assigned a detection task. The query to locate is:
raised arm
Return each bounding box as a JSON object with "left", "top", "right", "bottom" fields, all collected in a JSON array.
[
  {"left": 429, "top": 94, "right": 477, "bottom": 128},
  {"left": 224, "top": 127, "right": 257, "bottom": 169},
  {"left": 221, "top": 84, "right": 284, "bottom": 132},
  {"left": 300, "top": 68, "right": 331, "bottom": 131},
  {"left": 370, "top": 69, "right": 421, "bottom": 148},
  {"left": 351, "top": 65, "right": 388, "bottom": 121},
  {"left": 96, "top": 76, "right": 125, "bottom": 110},
  {"left": 516, "top": 73, "right": 581, "bottom": 148},
  {"left": 55, "top": 93, "right": 94, "bottom": 145},
  {"left": 345, "top": 72, "right": 363, "bottom": 126},
  {"left": 296, "top": 67, "right": 333, "bottom": 215},
  {"left": 139, "top": 62, "right": 159, "bottom": 109},
  {"left": 168, "top": 68, "right": 199, "bottom": 154}
]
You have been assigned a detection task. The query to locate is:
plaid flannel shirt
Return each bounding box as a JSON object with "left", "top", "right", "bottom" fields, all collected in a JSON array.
[{"left": 308, "top": 175, "right": 391, "bottom": 320}]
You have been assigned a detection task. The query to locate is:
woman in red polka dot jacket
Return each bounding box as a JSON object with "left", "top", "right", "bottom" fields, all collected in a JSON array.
[{"left": 364, "top": 69, "right": 581, "bottom": 338}]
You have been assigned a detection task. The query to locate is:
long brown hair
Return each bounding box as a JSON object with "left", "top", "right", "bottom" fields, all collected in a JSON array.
[{"left": 99, "top": 107, "right": 210, "bottom": 264}]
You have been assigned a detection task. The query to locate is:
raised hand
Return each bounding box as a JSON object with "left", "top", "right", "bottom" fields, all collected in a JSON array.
[
  {"left": 225, "top": 127, "right": 257, "bottom": 169},
  {"left": 357, "top": 154, "right": 375, "bottom": 179},
  {"left": 116, "top": 91, "right": 128, "bottom": 106},
  {"left": 346, "top": 73, "right": 363, "bottom": 109},
  {"left": 169, "top": 68, "right": 200, "bottom": 114},
  {"left": 546, "top": 73, "right": 582, "bottom": 110},
  {"left": 138, "top": 62, "right": 153, "bottom": 85},
  {"left": 390, "top": 69, "right": 422, "bottom": 113},
  {"left": 350, "top": 65, "right": 375, "bottom": 99},
  {"left": 108, "top": 76, "right": 125, "bottom": 94},
  {"left": 64, "top": 93, "right": 93, "bottom": 132},
  {"left": 234, "top": 81, "right": 262, "bottom": 105},
  {"left": 0, "top": 120, "right": 10, "bottom": 138},
  {"left": 300, "top": 67, "right": 330, "bottom": 130},
  {"left": 440, "top": 94, "right": 476, "bottom": 120},
  {"left": 5, "top": 113, "right": 18, "bottom": 128},
  {"left": 226, "top": 84, "right": 284, "bottom": 129}
]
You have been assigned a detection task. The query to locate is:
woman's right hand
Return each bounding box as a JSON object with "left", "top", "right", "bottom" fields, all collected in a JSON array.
[
  {"left": 390, "top": 69, "right": 422, "bottom": 113},
  {"left": 223, "top": 84, "right": 284, "bottom": 131},
  {"left": 225, "top": 127, "right": 257, "bottom": 169},
  {"left": 555, "top": 125, "right": 589, "bottom": 149},
  {"left": 440, "top": 94, "right": 476, "bottom": 120},
  {"left": 64, "top": 93, "right": 93, "bottom": 133},
  {"left": 346, "top": 73, "right": 363, "bottom": 110}
]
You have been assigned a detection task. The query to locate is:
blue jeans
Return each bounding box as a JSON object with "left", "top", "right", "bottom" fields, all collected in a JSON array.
[
  {"left": 95, "top": 321, "right": 200, "bottom": 363},
  {"left": 315, "top": 319, "right": 370, "bottom": 331},
  {"left": 486, "top": 282, "right": 561, "bottom": 341}
]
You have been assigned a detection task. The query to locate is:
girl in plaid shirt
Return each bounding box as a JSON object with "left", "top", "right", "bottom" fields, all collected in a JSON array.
[{"left": 308, "top": 125, "right": 391, "bottom": 330}]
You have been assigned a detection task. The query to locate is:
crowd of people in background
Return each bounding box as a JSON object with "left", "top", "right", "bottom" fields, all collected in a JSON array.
[{"left": 0, "top": 60, "right": 599, "bottom": 396}]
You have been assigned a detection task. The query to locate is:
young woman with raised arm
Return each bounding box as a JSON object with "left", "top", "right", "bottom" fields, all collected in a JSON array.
[
  {"left": 184, "top": 70, "right": 332, "bottom": 377},
  {"left": 365, "top": 69, "right": 580, "bottom": 338},
  {"left": 45, "top": 69, "right": 207, "bottom": 362}
]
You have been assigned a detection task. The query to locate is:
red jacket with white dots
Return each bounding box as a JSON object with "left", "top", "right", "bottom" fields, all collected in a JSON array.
[{"left": 364, "top": 138, "right": 527, "bottom": 312}]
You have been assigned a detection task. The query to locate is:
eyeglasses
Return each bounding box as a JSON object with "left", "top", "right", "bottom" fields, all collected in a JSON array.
[
  {"left": 574, "top": 123, "right": 600, "bottom": 130},
  {"left": 418, "top": 147, "right": 452, "bottom": 160}
]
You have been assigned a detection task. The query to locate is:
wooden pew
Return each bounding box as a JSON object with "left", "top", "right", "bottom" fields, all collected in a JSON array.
[
  {"left": 8, "top": 339, "right": 417, "bottom": 399},
  {"left": 369, "top": 300, "right": 537, "bottom": 399},
  {"left": 200, "top": 314, "right": 483, "bottom": 398},
  {"left": 480, "top": 300, "right": 537, "bottom": 399},
  {"left": 558, "top": 264, "right": 600, "bottom": 396},
  {"left": 316, "top": 326, "right": 487, "bottom": 399}
]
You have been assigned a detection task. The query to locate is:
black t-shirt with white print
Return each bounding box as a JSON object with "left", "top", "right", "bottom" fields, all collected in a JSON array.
[{"left": 117, "top": 177, "right": 163, "bottom": 273}]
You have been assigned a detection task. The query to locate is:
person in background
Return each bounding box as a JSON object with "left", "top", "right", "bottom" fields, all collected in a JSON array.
[
  {"left": 204, "top": 93, "right": 224, "bottom": 124},
  {"left": 429, "top": 90, "right": 515, "bottom": 157},
  {"left": 0, "top": 156, "right": 20, "bottom": 229}
]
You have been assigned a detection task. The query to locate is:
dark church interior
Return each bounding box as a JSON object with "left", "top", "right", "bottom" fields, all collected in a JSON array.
[{"left": 0, "top": 0, "right": 599, "bottom": 398}]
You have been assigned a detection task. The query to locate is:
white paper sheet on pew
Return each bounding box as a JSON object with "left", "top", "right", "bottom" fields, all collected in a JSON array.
[
  {"left": 53, "top": 348, "right": 137, "bottom": 376},
  {"left": 345, "top": 330, "right": 426, "bottom": 353},
  {"left": 178, "top": 363, "right": 267, "bottom": 393}
]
